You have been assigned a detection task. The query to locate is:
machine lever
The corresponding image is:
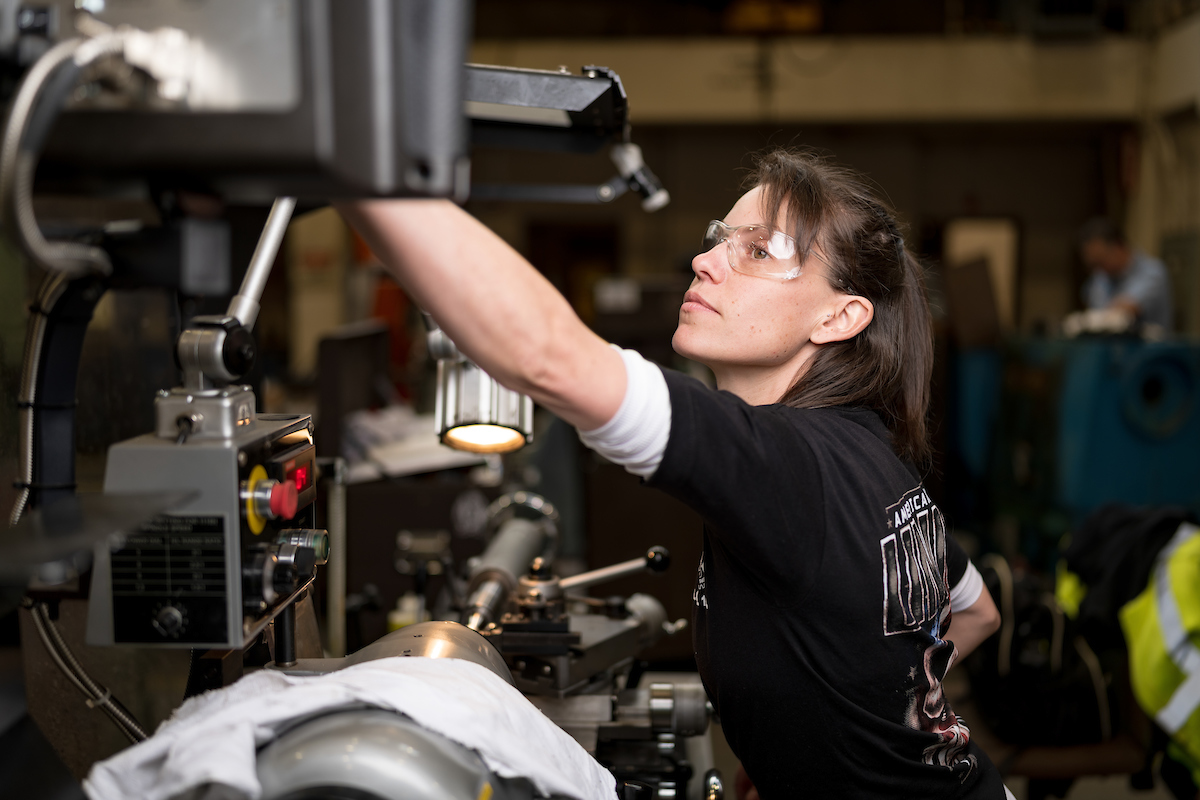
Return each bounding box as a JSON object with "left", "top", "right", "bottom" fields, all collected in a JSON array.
[
  {"left": 226, "top": 197, "right": 296, "bottom": 332},
  {"left": 559, "top": 546, "right": 669, "bottom": 591},
  {"left": 175, "top": 197, "right": 294, "bottom": 391}
]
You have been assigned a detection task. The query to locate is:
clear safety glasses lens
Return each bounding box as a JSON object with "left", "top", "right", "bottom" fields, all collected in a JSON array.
[{"left": 701, "top": 220, "right": 802, "bottom": 280}]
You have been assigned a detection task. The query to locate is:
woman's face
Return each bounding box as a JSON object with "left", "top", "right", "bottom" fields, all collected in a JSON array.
[{"left": 672, "top": 186, "right": 845, "bottom": 395}]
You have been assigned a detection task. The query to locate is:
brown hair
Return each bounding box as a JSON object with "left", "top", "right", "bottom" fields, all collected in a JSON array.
[{"left": 749, "top": 148, "right": 933, "bottom": 468}]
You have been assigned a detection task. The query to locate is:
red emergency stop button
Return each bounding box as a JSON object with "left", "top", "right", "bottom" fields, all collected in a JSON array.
[{"left": 269, "top": 480, "right": 298, "bottom": 520}]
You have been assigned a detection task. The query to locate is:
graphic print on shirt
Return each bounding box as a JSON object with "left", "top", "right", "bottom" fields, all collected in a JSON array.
[
  {"left": 880, "top": 486, "right": 977, "bottom": 779},
  {"left": 693, "top": 553, "right": 708, "bottom": 609}
]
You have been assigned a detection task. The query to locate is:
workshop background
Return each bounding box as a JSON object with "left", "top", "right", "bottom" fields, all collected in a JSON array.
[{"left": 6, "top": 1, "right": 1200, "bottom": 799}]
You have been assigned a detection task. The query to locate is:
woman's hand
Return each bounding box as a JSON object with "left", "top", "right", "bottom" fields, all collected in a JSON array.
[
  {"left": 948, "top": 584, "right": 1001, "bottom": 663},
  {"left": 735, "top": 763, "right": 760, "bottom": 800}
]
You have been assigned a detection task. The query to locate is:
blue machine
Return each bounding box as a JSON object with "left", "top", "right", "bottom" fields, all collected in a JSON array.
[
  {"left": 949, "top": 338, "right": 1200, "bottom": 549},
  {"left": 1056, "top": 339, "right": 1200, "bottom": 518}
]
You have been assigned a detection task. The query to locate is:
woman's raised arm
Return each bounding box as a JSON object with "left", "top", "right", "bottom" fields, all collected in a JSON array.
[{"left": 336, "top": 199, "right": 626, "bottom": 431}]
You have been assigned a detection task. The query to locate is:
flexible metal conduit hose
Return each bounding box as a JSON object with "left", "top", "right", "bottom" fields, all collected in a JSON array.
[
  {"left": 5, "top": 28, "right": 148, "bottom": 746},
  {"left": 5, "top": 29, "right": 129, "bottom": 524},
  {"left": 24, "top": 600, "right": 146, "bottom": 743},
  {"left": 10, "top": 275, "right": 149, "bottom": 744},
  {"left": 8, "top": 272, "right": 68, "bottom": 526},
  {"left": 0, "top": 32, "right": 124, "bottom": 278}
]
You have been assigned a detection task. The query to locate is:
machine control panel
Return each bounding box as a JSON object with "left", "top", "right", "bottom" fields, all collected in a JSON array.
[
  {"left": 109, "top": 514, "right": 227, "bottom": 643},
  {"left": 88, "top": 414, "right": 324, "bottom": 648}
]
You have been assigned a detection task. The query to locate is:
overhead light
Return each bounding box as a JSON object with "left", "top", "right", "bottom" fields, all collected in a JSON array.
[{"left": 426, "top": 315, "right": 532, "bottom": 455}]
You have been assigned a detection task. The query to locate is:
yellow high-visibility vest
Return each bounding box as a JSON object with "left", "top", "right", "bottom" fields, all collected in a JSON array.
[{"left": 1120, "top": 522, "right": 1200, "bottom": 783}]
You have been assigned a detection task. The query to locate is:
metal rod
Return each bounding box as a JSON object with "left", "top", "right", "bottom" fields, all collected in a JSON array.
[
  {"left": 226, "top": 196, "right": 296, "bottom": 331},
  {"left": 559, "top": 555, "right": 647, "bottom": 591},
  {"left": 275, "top": 602, "right": 297, "bottom": 667},
  {"left": 324, "top": 457, "right": 347, "bottom": 658}
]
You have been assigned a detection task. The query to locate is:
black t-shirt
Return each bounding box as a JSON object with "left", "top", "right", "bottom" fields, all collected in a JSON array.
[{"left": 646, "top": 370, "right": 1005, "bottom": 799}]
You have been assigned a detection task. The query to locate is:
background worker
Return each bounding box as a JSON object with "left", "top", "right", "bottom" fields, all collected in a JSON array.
[{"left": 1079, "top": 217, "right": 1173, "bottom": 330}]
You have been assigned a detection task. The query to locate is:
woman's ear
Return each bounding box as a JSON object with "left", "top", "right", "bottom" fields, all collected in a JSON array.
[{"left": 812, "top": 296, "right": 874, "bottom": 344}]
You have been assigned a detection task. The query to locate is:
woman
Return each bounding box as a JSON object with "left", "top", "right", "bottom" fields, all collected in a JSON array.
[{"left": 339, "top": 149, "right": 1006, "bottom": 798}]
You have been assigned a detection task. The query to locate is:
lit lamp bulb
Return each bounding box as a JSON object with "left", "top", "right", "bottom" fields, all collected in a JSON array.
[
  {"left": 435, "top": 359, "right": 533, "bottom": 454},
  {"left": 426, "top": 317, "right": 532, "bottom": 454},
  {"left": 444, "top": 423, "right": 526, "bottom": 453}
]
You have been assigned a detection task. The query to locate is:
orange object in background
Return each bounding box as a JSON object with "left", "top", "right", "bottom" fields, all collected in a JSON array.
[{"left": 352, "top": 228, "right": 416, "bottom": 401}]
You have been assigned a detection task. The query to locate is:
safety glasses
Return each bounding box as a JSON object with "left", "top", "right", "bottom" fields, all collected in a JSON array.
[{"left": 700, "top": 219, "right": 808, "bottom": 280}]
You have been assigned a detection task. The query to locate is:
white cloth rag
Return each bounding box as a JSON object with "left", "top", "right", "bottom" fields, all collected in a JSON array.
[{"left": 84, "top": 656, "right": 617, "bottom": 800}]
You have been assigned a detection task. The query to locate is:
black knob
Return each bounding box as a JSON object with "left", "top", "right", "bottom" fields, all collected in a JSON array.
[
  {"left": 529, "top": 557, "right": 552, "bottom": 579},
  {"left": 645, "top": 546, "right": 670, "bottom": 573},
  {"left": 273, "top": 562, "right": 298, "bottom": 597},
  {"left": 153, "top": 605, "right": 184, "bottom": 636},
  {"left": 243, "top": 552, "right": 275, "bottom": 611},
  {"left": 292, "top": 546, "right": 317, "bottom": 580},
  {"left": 222, "top": 324, "right": 256, "bottom": 379}
]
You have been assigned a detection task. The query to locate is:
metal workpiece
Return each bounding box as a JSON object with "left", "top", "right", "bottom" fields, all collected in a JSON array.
[
  {"left": 464, "top": 517, "right": 550, "bottom": 630},
  {"left": 256, "top": 709, "right": 500, "bottom": 800},
  {"left": 559, "top": 546, "right": 670, "bottom": 592},
  {"left": 276, "top": 621, "right": 514, "bottom": 687},
  {"left": 154, "top": 384, "right": 256, "bottom": 441},
  {"left": 464, "top": 581, "right": 507, "bottom": 632}
]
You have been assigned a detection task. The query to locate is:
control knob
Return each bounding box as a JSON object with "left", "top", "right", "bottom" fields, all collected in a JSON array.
[{"left": 152, "top": 605, "right": 184, "bottom": 637}]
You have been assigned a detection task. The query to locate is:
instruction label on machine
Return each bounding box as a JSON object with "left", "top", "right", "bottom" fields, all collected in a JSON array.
[{"left": 111, "top": 515, "right": 228, "bottom": 644}]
